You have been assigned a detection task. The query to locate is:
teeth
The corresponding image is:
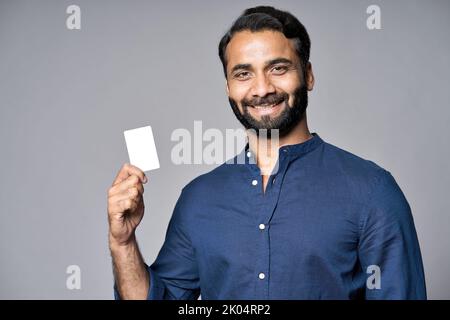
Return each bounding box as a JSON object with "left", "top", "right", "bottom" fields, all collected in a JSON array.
[{"left": 254, "top": 103, "right": 276, "bottom": 109}]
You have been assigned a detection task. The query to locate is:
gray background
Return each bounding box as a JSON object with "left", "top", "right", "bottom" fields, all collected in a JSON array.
[{"left": 0, "top": 0, "right": 449, "bottom": 299}]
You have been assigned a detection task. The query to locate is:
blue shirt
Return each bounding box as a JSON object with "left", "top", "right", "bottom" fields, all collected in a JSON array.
[{"left": 114, "top": 133, "right": 426, "bottom": 300}]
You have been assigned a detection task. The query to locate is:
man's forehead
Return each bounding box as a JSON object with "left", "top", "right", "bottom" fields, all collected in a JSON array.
[{"left": 226, "top": 30, "right": 297, "bottom": 66}]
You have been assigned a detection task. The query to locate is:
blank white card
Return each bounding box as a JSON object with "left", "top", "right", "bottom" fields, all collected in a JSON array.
[{"left": 123, "top": 125, "right": 160, "bottom": 172}]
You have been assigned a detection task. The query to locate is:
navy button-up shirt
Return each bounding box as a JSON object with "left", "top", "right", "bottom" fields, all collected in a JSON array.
[{"left": 114, "top": 133, "right": 426, "bottom": 299}]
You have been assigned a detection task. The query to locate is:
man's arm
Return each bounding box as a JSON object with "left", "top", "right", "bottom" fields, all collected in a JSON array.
[
  {"left": 110, "top": 235, "right": 149, "bottom": 300},
  {"left": 358, "top": 170, "right": 427, "bottom": 299},
  {"left": 107, "top": 163, "right": 150, "bottom": 300},
  {"left": 108, "top": 163, "right": 200, "bottom": 300},
  {"left": 145, "top": 187, "right": 201, "bottom": 300}
]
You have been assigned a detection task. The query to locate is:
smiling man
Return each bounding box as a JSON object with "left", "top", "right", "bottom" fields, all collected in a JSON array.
[{"left": 108, "top": 6, "right": 426, "bottom": 300}]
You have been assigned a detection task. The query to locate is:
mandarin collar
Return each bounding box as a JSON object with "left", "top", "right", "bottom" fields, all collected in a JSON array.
[{"left": 242, "top": 132, "right": 324, "bottom": 163}]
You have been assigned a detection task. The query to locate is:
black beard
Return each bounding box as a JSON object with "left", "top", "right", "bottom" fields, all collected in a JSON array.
[{"left": 228, "top": 84, "right": 308, "bottom": 138}]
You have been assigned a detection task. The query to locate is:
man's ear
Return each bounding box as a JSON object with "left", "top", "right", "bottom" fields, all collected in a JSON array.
[
  {"left": 305, "top": 62, "right": 315, "bottom": 91},
  {"left": 225, "top": 80, "right": 230, "bottom": 96}
]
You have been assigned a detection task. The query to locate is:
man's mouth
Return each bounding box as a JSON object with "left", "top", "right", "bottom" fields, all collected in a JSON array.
[{"left": 248, "top": 100, "right": 285, "bottom": 116}]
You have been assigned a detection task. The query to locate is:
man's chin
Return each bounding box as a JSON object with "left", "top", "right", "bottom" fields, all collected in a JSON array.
[{"left": 244, "top": 119, "right": 283, "bottom": 132}]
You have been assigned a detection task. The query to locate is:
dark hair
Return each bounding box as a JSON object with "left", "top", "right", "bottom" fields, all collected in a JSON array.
[{"left": 218, "top": 6, "right": 311, "bottom": 78}]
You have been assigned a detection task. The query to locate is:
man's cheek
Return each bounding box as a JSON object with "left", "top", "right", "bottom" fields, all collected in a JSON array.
[
  {"left": 232, "top": 95, "right": 247, "bottom": 111},
  {"left": 230, "top": 84, "right": 250, "bottom": 100},
  {"left": 286, "top": 95, "right": 295, "bottom": 108},
  {"left": 239, "top": 102, "right": 249, "bottom": 113}
]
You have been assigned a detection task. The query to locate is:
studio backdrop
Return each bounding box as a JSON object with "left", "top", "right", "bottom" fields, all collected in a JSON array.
[{"left": 0, "top": 0, "right": 449, "bottom": 299}]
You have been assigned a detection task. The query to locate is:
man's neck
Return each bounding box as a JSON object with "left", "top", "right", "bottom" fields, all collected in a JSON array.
[{"left": 247, "top": 115, "right": 312, "bottom": 175}]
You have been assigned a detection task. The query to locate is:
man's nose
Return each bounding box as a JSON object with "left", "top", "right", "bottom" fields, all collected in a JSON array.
[{"left": 250, "top": 74, "right": 276, "bottom": 98}]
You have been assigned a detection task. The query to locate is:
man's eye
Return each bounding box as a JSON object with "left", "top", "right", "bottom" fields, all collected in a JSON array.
[
  {"left": 272, "top": 66, "right": 288, "bottom": 74},
  {"left": 235, "top": 72, "right": 250, "bottom": 79}
]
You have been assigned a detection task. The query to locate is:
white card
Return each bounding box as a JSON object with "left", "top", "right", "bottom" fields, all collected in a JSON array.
[{"left": 123, "top": 125, "right": 160, "bottom": 172}]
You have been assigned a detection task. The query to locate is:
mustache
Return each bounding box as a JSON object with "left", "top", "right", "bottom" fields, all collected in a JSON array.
[{"left": 241, "top": 92, "right": 289, "bottom": 107}]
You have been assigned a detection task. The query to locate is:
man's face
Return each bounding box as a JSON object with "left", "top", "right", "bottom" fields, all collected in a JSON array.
[{"left": 225, "top": 30, "right": 313, "bottom": 137}]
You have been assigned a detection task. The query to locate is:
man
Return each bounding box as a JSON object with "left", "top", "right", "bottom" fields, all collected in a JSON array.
[{"left": 108, "top": 6, "right": 426, "bottom": 299}]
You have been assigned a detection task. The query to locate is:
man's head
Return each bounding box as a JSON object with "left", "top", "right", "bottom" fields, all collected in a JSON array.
[{"left": 218, "top": 6, "right": 314, "bottom": 137}]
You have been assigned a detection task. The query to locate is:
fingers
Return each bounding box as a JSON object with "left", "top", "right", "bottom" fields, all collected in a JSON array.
[
  {"left": 108, "top": 175, "right": 144, "bottom": 198},
  {"left": 109, "top": 187, "right": 141, "bottom": 203},
  {"left": 108, "top": 194, "right": 142, "bottom": 215},
  {"left": 112, "top": 163, "right": 147, "bottom": 187},
  {"left": 108, "top": 163, "right": 147, "bottom": 219}
]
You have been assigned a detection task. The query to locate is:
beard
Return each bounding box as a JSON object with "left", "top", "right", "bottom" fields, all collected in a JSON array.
[{"left": 228, "top": 84, "right": 308, "bottom": 138}]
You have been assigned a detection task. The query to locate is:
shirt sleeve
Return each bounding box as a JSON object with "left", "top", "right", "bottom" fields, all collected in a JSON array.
[
  {"left": 358, "top": 170, "right": 427, "bottom": 299},
  {"left": 114, "top": 188, "right": 201, "bottom": 300}
]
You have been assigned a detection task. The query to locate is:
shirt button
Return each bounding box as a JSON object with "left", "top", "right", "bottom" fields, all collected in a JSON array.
[
  {"left": 259, "top": 223, "right": 265, "bottom": 230},
  {"left": 247, "top": 151, "right": 252, "bottom": 158},
  {"left": 258, "top": 273, "right": 265, "bottom": 280},
  {"left": 252, "top": 179, "right": 258, "bottom": 186}
]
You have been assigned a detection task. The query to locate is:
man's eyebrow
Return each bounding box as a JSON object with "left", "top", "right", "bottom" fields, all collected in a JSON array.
[
  {"left": 230, "top": 63, "right": 252, "bottom": 74},
  {"left": 230, "top": 58, "right": 294, "bottom": 75},
  {"left": 265, "top": 58, "right": 294, "bottom": 67}
]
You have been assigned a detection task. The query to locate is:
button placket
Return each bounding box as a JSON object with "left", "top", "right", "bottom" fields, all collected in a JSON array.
[{"left": 254, "top": 152, "right": 292, "bottom": 299}]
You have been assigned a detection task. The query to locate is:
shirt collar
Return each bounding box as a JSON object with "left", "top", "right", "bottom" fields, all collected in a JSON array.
[{"left": 242, "top": 132, "right": 324, "bottom": 162}]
